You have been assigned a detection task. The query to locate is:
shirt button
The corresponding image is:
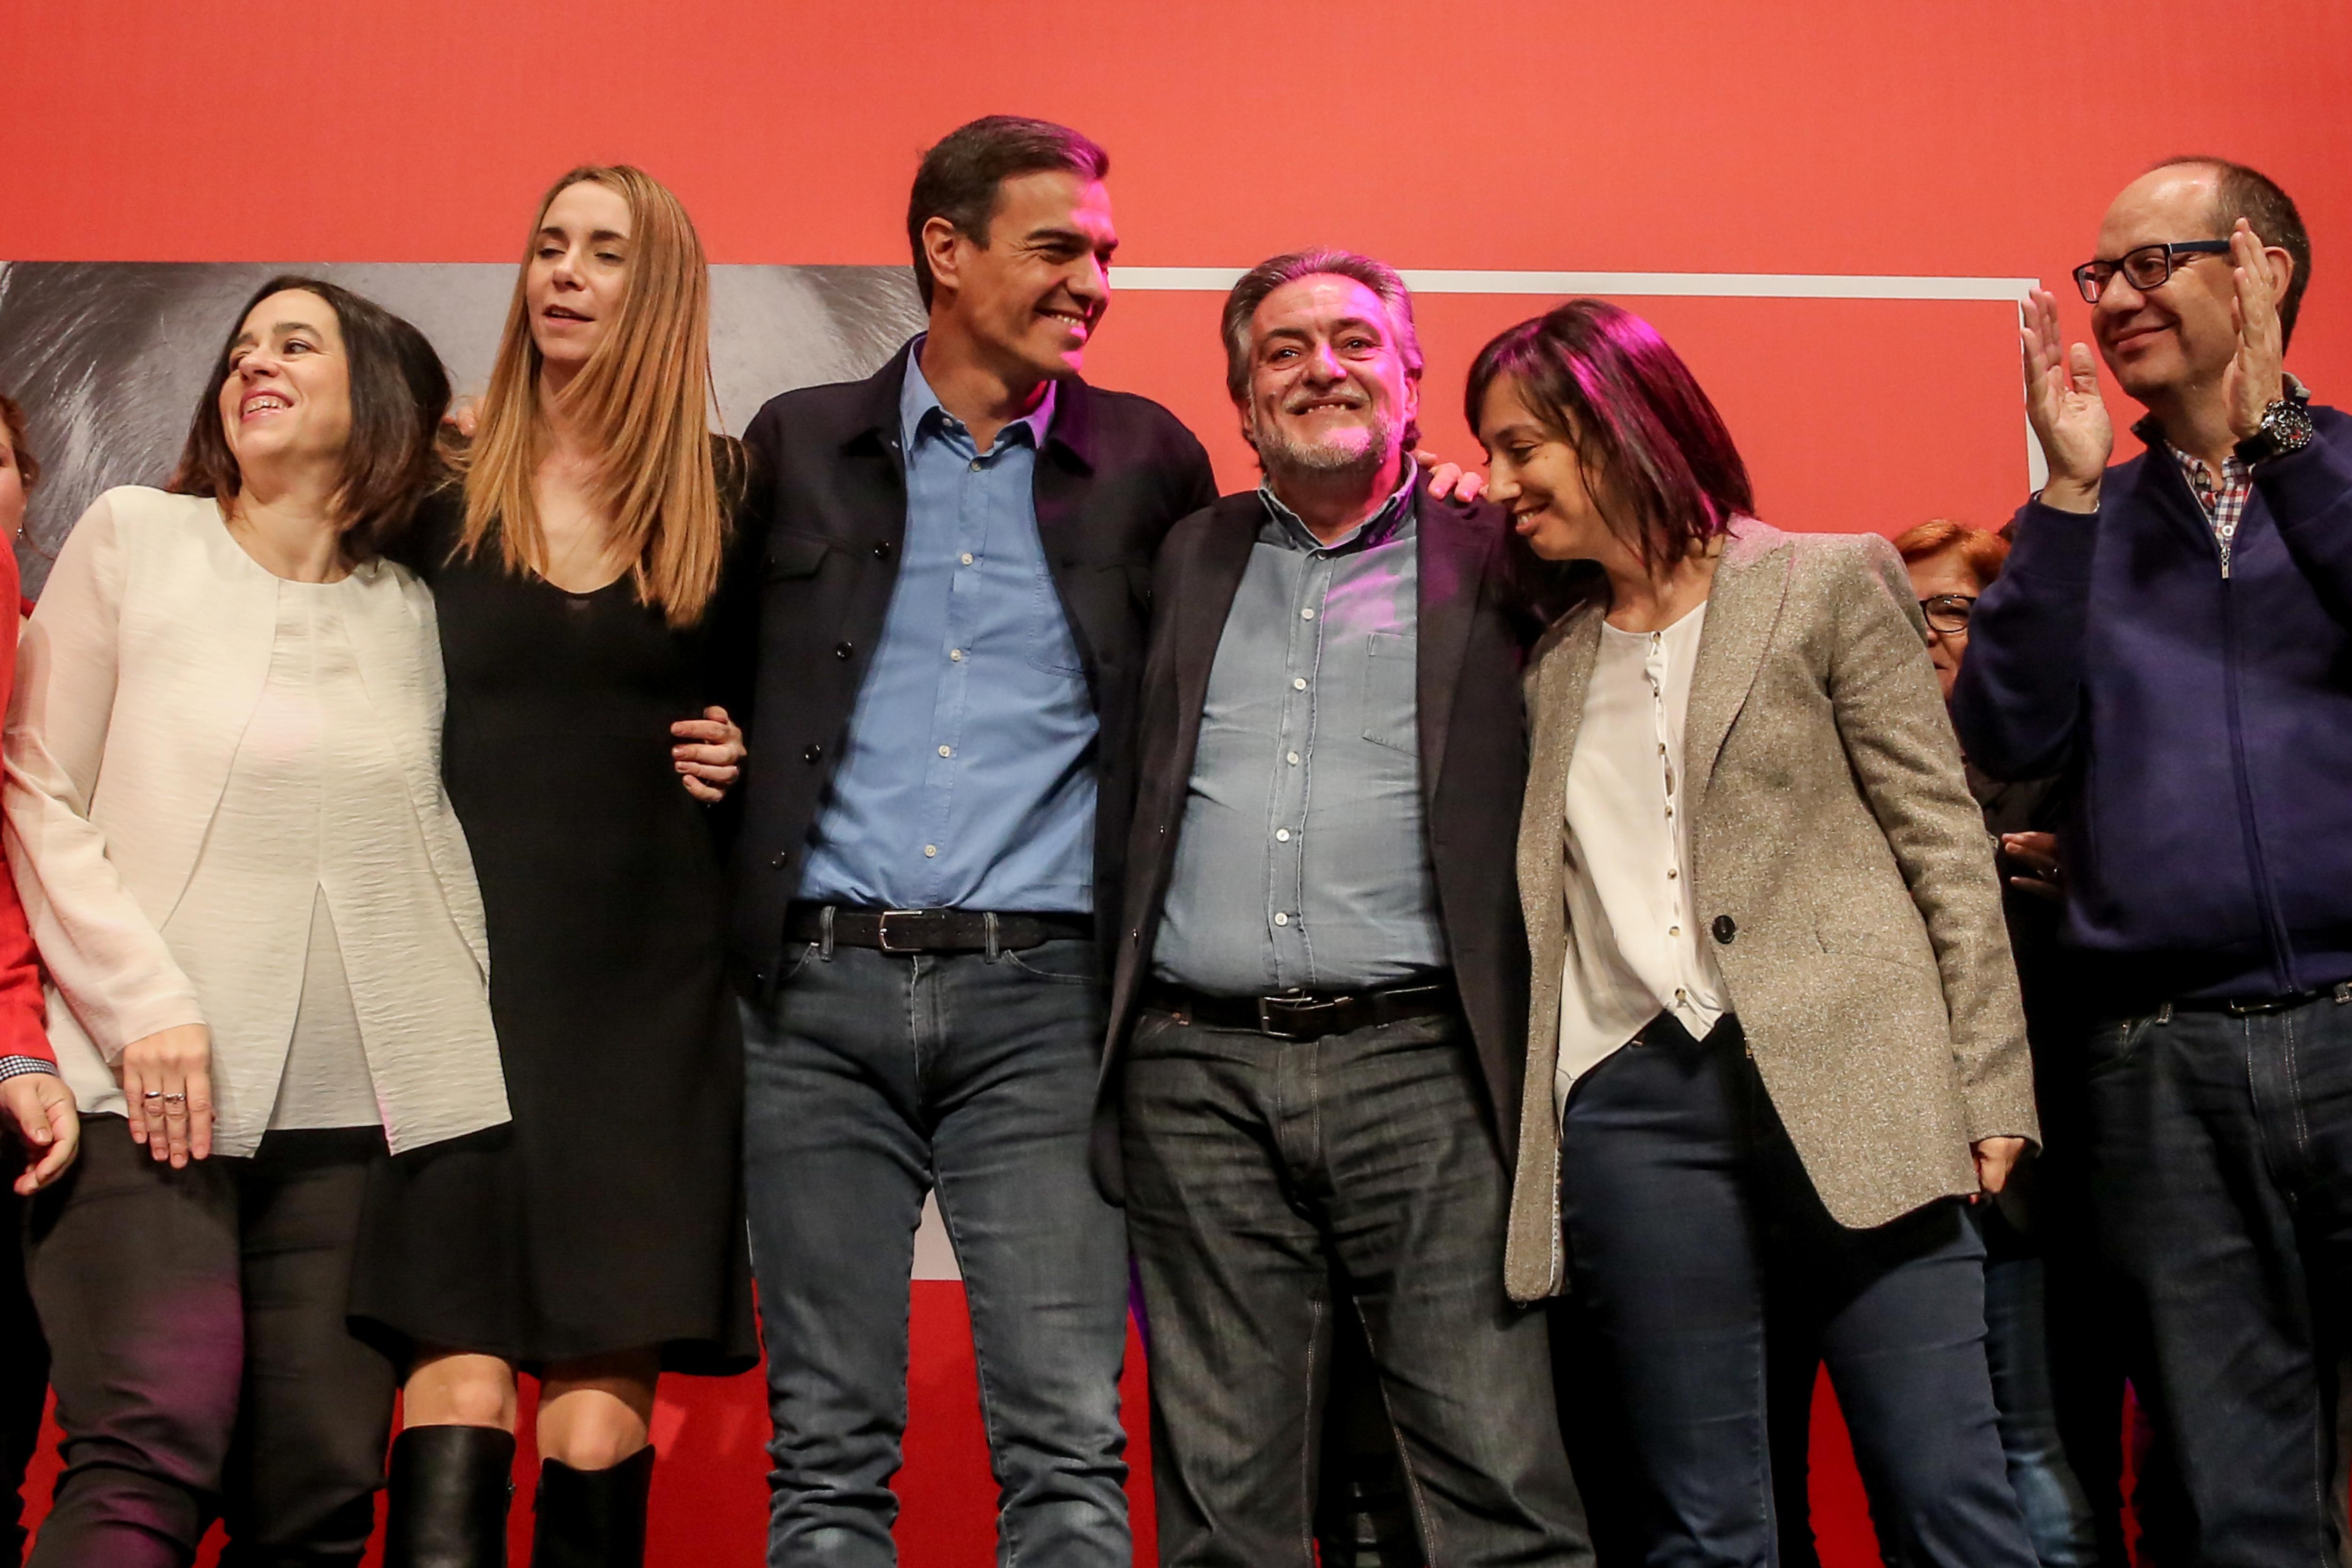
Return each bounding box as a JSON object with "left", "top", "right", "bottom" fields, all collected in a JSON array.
[
  {"left": 1665, "top": 806, "right": 1674, "bottom": 819},
  {"left": 960, "top": 552, "right": 974, "bottom": 565},
  {"left": 1275, "top": 829, "right": 1292, "bottom": 843},
  {"left": 1668, "top": 925, "right": 1680, "bottom": 938},
  {"left": 1273, "top": 912, "right": 1290, "bottom": 927},
  {"left": 1287, "top": 751, "right": 1301, "bottom": 766},
  {"left": 968, "top": 460, "right": 982, "bottom": 473},
  {"left": 1293, "top": 677, "right": 1308, "bottom": 691},
  {"left": 937, "top": 745, "right": 952, "bottom": 758},
  {"left": 949, "top": 649, "right": 964, "bottom": 661},
  {"left": 1676, "top": 987, "right": 1689, "bottom": 1003},
  {"left": 924, "top": 844, "right": 938, "bottom": 858},
  {"left": 1300, "top": 607, "right": 1316, "bottom": 620},
  {"left": 1667, "top": 868, "right": 1678, "bottom": 879}
]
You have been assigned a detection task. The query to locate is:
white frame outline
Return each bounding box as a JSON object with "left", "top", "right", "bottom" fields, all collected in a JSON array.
[{"left": 1110, "top": 266, "right": 2049, "bottom": 489}]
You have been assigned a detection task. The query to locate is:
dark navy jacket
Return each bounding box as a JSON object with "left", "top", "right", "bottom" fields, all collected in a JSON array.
[{"left": 1953, "top": 405, "right": 2352, "bottom": 1007}]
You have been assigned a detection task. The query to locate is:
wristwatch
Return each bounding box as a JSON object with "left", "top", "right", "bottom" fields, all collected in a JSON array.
[{"left": 2237, "top": 387, "right": 2316, "bottom": 466}]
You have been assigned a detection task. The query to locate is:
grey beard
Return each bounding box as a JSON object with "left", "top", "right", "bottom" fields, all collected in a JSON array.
[{"left": 1249, "top": 407, "right": 1404, "bottom": 481}]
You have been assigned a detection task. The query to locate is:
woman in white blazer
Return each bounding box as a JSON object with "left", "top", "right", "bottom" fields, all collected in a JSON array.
[{"left": 5, "top": 276, "right": 506, "bottom": 1568}]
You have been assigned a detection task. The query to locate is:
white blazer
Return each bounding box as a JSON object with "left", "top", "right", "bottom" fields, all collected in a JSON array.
[{"left": 3, "top": 487, "right": 509, "bottom": 1155}]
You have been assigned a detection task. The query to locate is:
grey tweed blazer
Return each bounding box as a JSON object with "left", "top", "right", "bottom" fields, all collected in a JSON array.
[{"left": 1502, "top": 518, "right": 2037, "bottom": 1303}]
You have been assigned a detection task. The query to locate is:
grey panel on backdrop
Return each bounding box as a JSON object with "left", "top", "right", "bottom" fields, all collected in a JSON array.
[{"left": 0, "top": 261, "right": 925, "bottom": 594}]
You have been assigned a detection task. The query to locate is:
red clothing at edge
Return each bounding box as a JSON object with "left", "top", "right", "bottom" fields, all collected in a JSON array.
[{"left": 0, "top": 556, "right": 53, "bottom": 1062}]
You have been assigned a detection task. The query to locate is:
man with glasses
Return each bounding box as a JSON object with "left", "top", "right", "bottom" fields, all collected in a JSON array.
[{"left": 1954, "top": 157, "right": 2351, "bottom": 1567}]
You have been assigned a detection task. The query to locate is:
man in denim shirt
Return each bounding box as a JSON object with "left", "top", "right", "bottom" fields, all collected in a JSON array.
[{"left": 1093, "top": 250, "right": 1591, "bottom": 1567}]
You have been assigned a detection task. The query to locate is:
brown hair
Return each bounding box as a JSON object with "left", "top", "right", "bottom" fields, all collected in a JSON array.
[
  {"left": 168, "top": 275, "right": 451, "bottom": 560},
  {"left": 1220, "top": 248, "right": 1425, "bottom": 449},
  {"left": 0, "top": 395, "right": 35, "bottom": 491},
  {"left": 1893, "top": 518, "right": 2010, "bottom": 588},
  {"left": 907, "top": 117, "right": 1110, "bottom": 310},
  {"left": 2151, "top": 155, "right": 2312, "bottom": 350},
  {"left": 1465, "top": 299, "right": 1752, "bottom": 572},
  {"left": 459, "top": 165, "right": 731, "bottom": 628}
]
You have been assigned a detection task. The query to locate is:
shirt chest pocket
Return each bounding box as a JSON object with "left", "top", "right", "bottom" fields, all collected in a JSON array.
[
  {"left": 1028, "top": 562, "right": 1086, "bottom": 676},
  {"left": 1362, "top": 631, "right": 1418, "bottom": 753}
]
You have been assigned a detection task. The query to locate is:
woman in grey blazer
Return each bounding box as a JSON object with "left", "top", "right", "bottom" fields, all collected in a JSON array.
[{"left": 1468, "top": 301, "right": 2040, "bottom": 1568}]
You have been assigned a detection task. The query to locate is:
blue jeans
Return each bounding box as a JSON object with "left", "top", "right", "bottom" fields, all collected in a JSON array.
[
  {"left": 739, "top": 937, "right": 1131, "bottom": 1568},
  {"left": 2083, "top": 988, "right": 2352, "bottom": 1568},
  {"left": 1981, "top": 1208, "right": 2102, "bottom": 1567},
  {"left": 1559, "top": 1014, "right": 2036, "bottom": 1568},
  {"left": 1120, "top": 1007, "right": 1591, "bottom": 1568}
]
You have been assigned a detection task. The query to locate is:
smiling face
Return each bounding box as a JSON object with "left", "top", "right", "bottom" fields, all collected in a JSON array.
[
  {"left": 527, "top": 178, "right": 634, "bottom": 381},
  {"left": 215, "top": 289, "right": 353, "bottom": 482},
  {"left": 1240, "top": 273, "right": 1418, "bottom": 479},
  {"left": 1476, "top": 374, "right": 1614, "bottom": 563},
  {"left": 2090, "top": 167, "right": 2242, "bottom": 406},
  {"left": 930, "top": 168, "right": 1115, "bottom": 383}
]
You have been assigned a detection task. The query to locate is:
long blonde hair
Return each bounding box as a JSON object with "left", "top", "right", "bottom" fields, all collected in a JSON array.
[{"left": 459, "top": 165, "right": 729, "bottom": 627}]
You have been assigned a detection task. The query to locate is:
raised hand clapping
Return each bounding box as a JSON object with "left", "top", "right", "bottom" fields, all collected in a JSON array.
[
  {"left": 2222, "top": 218, "right": 2290, "bottom": 442},
  {"left": 2020, "top": 287, "right": 2110, "bottom": 513}
]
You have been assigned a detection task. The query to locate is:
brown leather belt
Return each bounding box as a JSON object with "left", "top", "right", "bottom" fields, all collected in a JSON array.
[
  {"left": 1143, "top": 979, "right": 1458, "bottom": 1042},
  {"left": 784, "top": 903, "right": 1093, "bottom": 954}
]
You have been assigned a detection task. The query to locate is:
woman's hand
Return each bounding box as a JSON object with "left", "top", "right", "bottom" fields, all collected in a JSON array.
[
  {"left": 118, "top": 1023, "right": 213, "bottom": 1167},
  {"left": 672, "top": 707, "right": 745, "bottom": 803},
  {"left": 1972, "top": 1135, "right": 2027, "bottom": 1196},
  {"left": 1998, "top": 831, "right": 2064, "bottom": 903},
  {"left": 2, "top": 1074, "right": 79, "bottom": 1193}
]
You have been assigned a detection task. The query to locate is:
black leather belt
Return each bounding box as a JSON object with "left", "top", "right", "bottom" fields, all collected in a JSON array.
[
  {"left": 1144, "top": 979, "right": 1458, "bottom": 1042},
  {"left": 2172, "top": 980, "right": 2352, "bottom": 1017},
  {"left": 784, "top": 903, "right": 1093, "bottom": 954}
]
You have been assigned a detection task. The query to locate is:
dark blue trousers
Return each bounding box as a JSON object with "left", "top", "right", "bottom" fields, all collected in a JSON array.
[
  {"left": 2083, "top": 988, "right": 2352, "bottom": 1568},
  {"left": 1558, "top": 1014, "right": 2035, "bottom": 1568}
]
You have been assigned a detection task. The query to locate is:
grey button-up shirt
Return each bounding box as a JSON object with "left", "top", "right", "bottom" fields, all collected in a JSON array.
[{"left": 1153, "top": 467, "right": 1448, "bottom": 995}]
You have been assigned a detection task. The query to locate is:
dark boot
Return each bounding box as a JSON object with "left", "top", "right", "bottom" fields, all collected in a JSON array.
[
  {"left": 384, "top": 1424, "right": 516, "bottom": 1568},
  {"left": 528, "top": 1446, "right": 653, "bottom": 1568}
]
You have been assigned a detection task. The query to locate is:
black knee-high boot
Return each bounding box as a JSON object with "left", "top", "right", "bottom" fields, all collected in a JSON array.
[
  {"left": 528, "top": 1446, "right": 653, "bottom": 1568},
  {"left": 384, "top": 1425, "right": 517, "bottom": 1568}
]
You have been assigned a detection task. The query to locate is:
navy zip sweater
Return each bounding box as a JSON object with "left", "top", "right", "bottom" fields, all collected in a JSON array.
[{"left": 1953, "top": 404, "right": 2352, "bottom": 1008}]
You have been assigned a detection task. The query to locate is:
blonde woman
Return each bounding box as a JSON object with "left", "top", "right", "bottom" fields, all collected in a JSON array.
[{"left": 353, "top": 167, "right": 757, "bottom": 1568}]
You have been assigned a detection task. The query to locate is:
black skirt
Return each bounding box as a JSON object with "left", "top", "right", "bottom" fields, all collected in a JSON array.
[{"left": 351, "top": 515, "right": 756, "bottom": 1376}]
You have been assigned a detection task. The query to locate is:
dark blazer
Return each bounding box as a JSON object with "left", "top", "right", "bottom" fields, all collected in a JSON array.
[
  {"left": 1090, "top": 484, "right": 1547, "bottom": 1202},
  {"left": 726, "top": 341, "right": 1216, "bottom": 994}
]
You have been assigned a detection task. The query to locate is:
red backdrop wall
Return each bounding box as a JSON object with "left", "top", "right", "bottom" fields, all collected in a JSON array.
[{"left": 8, "top": 1, "right": 2350, "bottom": 1562}]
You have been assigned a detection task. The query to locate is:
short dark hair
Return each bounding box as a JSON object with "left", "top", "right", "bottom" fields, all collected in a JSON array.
[
  {"left": 2152, "top": 154, "right": 2312, "bottom": 350},
  {"left": 169, "top": 275, "right": 451, "bottom": 561},
  {"left": 906, "top": 116, "right": 1110, "bottom": 310},
  {"left": 1465, "top": 299, "right": 1753, "bottom": 571},
  {"left": 1220, "top": 248, "right": 1425, "bottom": 449},
  {"left": 0, "top": 395, "right": 35, "bottom": 491}
]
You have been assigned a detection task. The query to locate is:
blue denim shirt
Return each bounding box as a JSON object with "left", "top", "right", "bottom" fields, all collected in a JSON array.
[
  {"left": 1152, "top": 467, "right": 1448, "bottom": 994},
  {"left": 797, "top": 347, "right": 1096, "bottom": 913}
]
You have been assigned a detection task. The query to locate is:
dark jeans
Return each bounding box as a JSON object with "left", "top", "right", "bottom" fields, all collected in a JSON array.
[
  {"left": 1120, "top": 1006, "right": 1592, "bottom": 1568},
  {"left": 25, "top": 1117, "right": 395, "bottom": 1568},
  {"left": 739, "top": 937, "right": 1131, "bottom": 1568},
  {"left": 1, "top": 1174, "right": 48, "bottom": 1568},
  {"left": 2083, "top": 988, "right": 2352, "bottom": 1568},
  {"left": 1314, "top": 1279, "right": 1424, "bottom": 1568},
  {"left": 1559, "top": 1015, "right": 2035, "bottom": 1568}
]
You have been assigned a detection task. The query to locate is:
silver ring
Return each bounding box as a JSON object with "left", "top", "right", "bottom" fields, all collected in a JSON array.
[
  {"left": 162, "top": 1093, "right": 187, "bottom": 1105},
  {"left": 141, "top": 1090, "right": 163, "bottom": 1100}
]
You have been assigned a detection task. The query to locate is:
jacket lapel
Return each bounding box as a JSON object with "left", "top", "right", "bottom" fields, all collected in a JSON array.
[
  {"left": 1684, "top": 518, "right": 1792, "bottom": 800},
  {"left": 1518, "top": 609, "right": 1603, "bottom": 935},
  {"left": 1414, "top": 493, "right": 1492, "bottom": 812},
  {"left": 1171, "top": 494, "right": 1264, "bottom": 746}
]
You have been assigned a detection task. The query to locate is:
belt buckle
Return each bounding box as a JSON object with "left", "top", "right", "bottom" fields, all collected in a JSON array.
[
  {"left": 875, "top": 909, "right": 927, "bottom": 954},
  {"left": 1256, "top": 994, "right": 1301, "bottom": 1039}
]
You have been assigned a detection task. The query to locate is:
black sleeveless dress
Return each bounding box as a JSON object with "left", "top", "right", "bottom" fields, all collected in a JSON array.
[{"left": 352, "top": 494, "right": 757, "bottom": 1375}]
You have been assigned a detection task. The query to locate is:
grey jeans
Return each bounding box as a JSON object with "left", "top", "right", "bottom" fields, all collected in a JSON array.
[{"left": 1120, "top": 1006, "right": 1593, "bottom": 1568}]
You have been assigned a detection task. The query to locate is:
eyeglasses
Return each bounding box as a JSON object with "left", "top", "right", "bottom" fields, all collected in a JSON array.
[
  {"left": 2072, "top": 240, "right": 2232, "bottom": 304},
  {"left": 1920, "top": 594, "right": 1975, "bottom": 635}
]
